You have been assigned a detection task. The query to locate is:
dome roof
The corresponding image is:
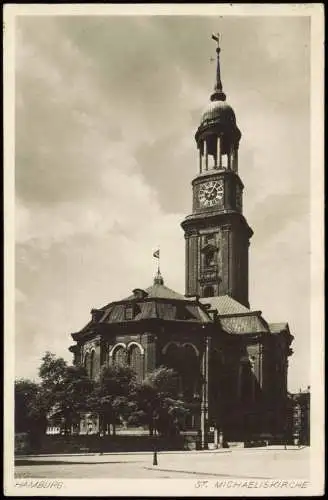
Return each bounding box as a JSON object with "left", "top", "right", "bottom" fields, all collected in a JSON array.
[
  {"left": 124, "top": 282, "right": 186, "bottom": 301},
  {"left": 70, "top": 271, "right": 213, "bottom": 341},
  {"left": 200, "top": 100, "right": 236, "bottom": 128}
]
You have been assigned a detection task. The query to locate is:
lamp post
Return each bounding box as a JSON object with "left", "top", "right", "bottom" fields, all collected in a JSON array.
[
  {"left": 152, "top": 412, "right": 158, "bottom": 466},
  {"left": 200, "top": 332, "right": 210, "bottom": 450}
]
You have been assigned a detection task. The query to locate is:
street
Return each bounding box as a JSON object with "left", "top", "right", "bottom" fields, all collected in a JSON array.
[{"left": 15, "top": 447, "right": 310, "bottom": 480}]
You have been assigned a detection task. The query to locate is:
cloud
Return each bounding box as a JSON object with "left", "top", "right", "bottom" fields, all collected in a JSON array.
[{"left": 14, "top": 15, "right": 311, "bottom": 391}]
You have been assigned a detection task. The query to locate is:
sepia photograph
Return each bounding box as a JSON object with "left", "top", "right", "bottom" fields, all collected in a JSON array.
[{"left": 4, "top": 3, "right": 324, "bottom": 497}]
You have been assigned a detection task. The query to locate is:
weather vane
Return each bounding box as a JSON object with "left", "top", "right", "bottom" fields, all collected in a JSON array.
[{"left": 211, "top": 32, "right": 220, "bottom": 47}]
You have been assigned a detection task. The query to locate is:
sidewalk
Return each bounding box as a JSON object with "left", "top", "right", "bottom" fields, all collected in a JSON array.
[
  {"left": 142, "top": 447, "right": 310, "bottom": 480},
  {"left": 15, "top": 444, "right": 306, "bottom": 460},
  {"left": 15, "top": 448, "right": 232, "bottom": 460}
]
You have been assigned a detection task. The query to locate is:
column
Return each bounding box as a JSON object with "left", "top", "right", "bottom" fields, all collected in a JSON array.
[
  {"left": 237, "top": 364, "right": 242, "bottom": 400},
  {"left": 227, "top": 144, "right": 232, "bottom": 170},
  {"left": 217, "top": 136, "right": 222, "bottom": 169},
  {"left": 200, "top": 345, "right": 206, "bottom": 449},
  {"left": 141, "top": 352, "right": 145, "bottom": 382},
  {"left": 259, "top": 343, "right": 263, "bottom": 389},
  {"left": 232, "top": 147, "right": 238, "bottom": 172},
  {"left": 199, "top": 149, "right": 203, "bottom": 174},
  {"left": 144, "top": 333, "right": 156, "bottom": 375},
  {"left": 204, "top": 141, "right": 208, "bottom": 171},
  {"left": 214, "top": 428, "right": 219, "bottom": 449},
  {"left": 250, "top": 357, "right": 256, "bottom": 402}
]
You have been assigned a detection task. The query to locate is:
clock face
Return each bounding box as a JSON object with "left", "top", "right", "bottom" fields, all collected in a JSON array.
[{"left": 199, "top": 180, "right": 224, "bottom": 207}]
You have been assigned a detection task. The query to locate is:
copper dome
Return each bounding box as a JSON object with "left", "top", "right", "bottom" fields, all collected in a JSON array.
[{"left": 200, "top": 100, "right": 237, "bottom": 128}]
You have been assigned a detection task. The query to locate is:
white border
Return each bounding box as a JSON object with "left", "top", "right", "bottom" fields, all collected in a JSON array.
[{"left": 4, "top": 3, "right": 325, "bottom": 496}]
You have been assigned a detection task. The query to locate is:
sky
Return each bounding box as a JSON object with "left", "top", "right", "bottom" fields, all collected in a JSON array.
[{"left": 14, "top": 14, "right": 311, "bottom": 392}]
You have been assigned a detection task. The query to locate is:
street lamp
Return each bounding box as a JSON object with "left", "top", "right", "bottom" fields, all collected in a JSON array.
[
  {"left": 152, "top": 412, "right": 158, "bottom": 466},
  {"left": 200, "top": 330, "right": 211, "bottom": 450}
]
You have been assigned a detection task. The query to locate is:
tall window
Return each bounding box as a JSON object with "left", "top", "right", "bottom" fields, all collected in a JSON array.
[
  {"left": 205, "top": 250, "right": 215, "bottom": 267},
  {"left": 90, "top": 350, "right": 96, "bottom": 379},
  {"left": 113, "top": 346, "right": 126, "bottom": 366},
  {"left": 163, "top": 343, "right": 199, "bottom": 402},
  {"left": 204, "top": 234, "right": 214, "bottom": 245},
  {"left": 128, "top": 345, "right": 143, "bottom": 382},
  {"left": 203, "top": 285, "right": 214, "bottom": 297},
  {"left": 165, "top": 343, "right": 180, "bottom": 372}
]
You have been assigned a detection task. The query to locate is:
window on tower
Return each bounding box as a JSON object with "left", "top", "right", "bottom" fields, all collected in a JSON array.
[
  {"left": 205, "top": 250, "right": 215, "bottom": 267},
  {"left": 204, "top": 234, "right": 213, "bottom": 244},
  {"left": 203, "top": 285, "right": 214, "bottom": 298}
]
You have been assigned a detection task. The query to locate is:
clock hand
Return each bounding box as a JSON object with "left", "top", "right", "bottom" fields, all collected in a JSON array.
[{"left": 207, "top": 185, "right": 216, "bottom": 197}]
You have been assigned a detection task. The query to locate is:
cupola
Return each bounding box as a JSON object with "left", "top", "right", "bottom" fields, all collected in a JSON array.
[{"left": 195, "top": 33, "right": 241, "bottom": 174}]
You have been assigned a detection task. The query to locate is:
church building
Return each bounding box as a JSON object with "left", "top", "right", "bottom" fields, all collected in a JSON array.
[{"left": 69, "top": 34, "right": 294, "bottom": 446}]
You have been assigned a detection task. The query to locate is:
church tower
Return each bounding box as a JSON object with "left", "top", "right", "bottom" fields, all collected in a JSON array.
[{"left": 181, "top": 34, "right": 253, "bottom": 307}]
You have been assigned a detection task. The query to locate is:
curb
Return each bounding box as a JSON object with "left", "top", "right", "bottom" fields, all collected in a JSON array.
[
  {"left": 15, "top": 449, "right": 232, "bottom": 459},
  {"left": 15, "top": 447, "right": 307, "bottom": 460}
]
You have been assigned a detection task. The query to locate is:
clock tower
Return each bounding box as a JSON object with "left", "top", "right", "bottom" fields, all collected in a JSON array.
[{"left": 181, "top": 33, "right": 253, "bottom": 307}]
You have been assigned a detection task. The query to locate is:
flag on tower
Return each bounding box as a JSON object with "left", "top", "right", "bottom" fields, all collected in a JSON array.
[{"left": 153, "top": 249, "right": 160, "bottom": 259}]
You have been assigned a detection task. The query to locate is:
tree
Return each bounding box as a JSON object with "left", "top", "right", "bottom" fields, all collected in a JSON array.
[
  {"left": 15, "top": 379, "right": 48, "bottom": 447},
  {"left": 38, "top": 351, "right": 68, "bottom": 413},
  {"left": 88, "top": 364, "right": 136, "bottom": 435},
  {"left": 38, "top": 352, "right": 95, "bottom": 435},
  {"left": 130, "top": 366, "right": 190, "bottom": 436},
  {"left": 50, "top": 365, "right": 95, "bottom": 435}
]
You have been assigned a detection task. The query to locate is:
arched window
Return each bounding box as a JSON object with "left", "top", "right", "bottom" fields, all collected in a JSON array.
[
  {"left": 163, "top": 343, "right": 200, "bottom": 402},
  {"left": 112, "top": 346, "right": 126, "bottom": 366},
  {"left": 90, "top": 350, "right": 96, "bottom": 379},
  {"left": 128, "top": 344, "right": 143, "bottom": 382},
  {"left": 204, "top": 285, "right": 214, "bottom": 298},
  {"left": 163, "top": 343, "right": 182, "bottom": 395},
  {"left": 164, "top": 343, "right": 180, "bottom": 372}
]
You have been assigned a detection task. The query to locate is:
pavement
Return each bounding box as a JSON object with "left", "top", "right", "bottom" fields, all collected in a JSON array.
[{"left": 14, "top": 446, "right": 310, "bottom": 480}]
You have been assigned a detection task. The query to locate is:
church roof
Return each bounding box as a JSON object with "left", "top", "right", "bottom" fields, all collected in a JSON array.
[
  {"left": 269, "top": 322, "right": 289, "bottom": 334},
  {"left": 219, "top": 315, "right": 269, "bottom": 335},
  {"left": 200, "top": 295, "right": 270, "bottom": 335},
  {"left": 97, "top": 299, "right": 211, "bottom": 325},
  {"left": 71, "top": 273, "right": 212, "bottom": 338},
  {"left": 123, "top": 282, "right": 186, "bottom": 301},
  {"left": 199, "top": 295, "right": 250, "bottom": 315}
]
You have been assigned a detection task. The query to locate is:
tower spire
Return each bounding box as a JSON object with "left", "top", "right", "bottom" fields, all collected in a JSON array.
[
  {"left": 210, "top": 32, "right": 226, "bottom": 102},
  {"left": 153, "top": 268, "right": 164, "bottom": 285},
  {"left": 153, "top": 248, "right": 164, "bottom": 285}
]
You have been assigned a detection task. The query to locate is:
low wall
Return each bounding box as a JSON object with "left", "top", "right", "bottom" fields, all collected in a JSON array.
[{"left": 15, "top": 433, "right": 198, "bottom": 455}]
